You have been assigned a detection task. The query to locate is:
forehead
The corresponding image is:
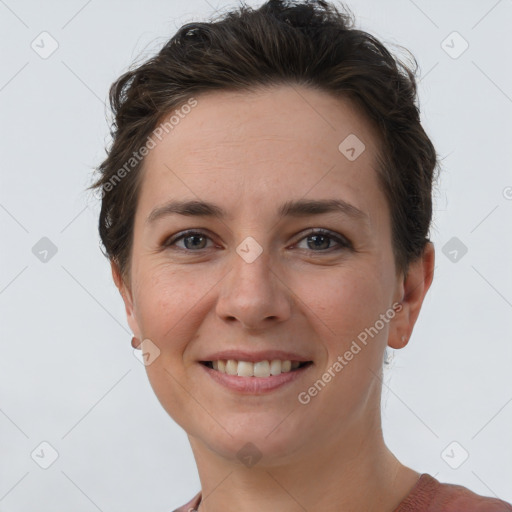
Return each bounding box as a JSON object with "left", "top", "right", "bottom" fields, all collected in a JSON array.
[{"left": 137, "top": 84, "right": 386, "bottom": 222}]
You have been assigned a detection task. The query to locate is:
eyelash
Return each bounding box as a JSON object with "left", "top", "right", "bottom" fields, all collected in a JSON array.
[{"left": 163, "top": 228, "right": 352, "bottom": 253}]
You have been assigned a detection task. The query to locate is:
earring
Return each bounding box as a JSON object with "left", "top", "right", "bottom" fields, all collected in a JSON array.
[
  {"left": 401, "top": 335, "right": 407, "bottom": 343},
  {"left": 384, "top": 347, "right": 394, "bottom": 365}
]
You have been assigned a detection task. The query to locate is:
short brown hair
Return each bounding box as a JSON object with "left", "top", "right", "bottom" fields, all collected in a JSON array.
[{"left": 88, "top": 0, "right": 438, "bottom": 285}]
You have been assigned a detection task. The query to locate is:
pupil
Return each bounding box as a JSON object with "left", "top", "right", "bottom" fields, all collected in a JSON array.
[
  {"left": 309, "top": 234, "right": 329, "bottom": 250},
  {"left": 186, "top": 235, "right": 205, "bottom": 249}
]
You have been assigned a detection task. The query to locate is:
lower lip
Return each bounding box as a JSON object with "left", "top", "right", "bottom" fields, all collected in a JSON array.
[{"left": 199, "top": 363, "right": 312, "bottom": 394}]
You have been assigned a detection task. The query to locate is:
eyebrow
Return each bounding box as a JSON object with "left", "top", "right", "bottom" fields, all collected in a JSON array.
[{"left": 145, "top": 198, "right": 369, "bottom": 226}]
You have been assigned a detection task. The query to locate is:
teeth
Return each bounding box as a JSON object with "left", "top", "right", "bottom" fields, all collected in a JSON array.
[
  {"left": 208, "top": 359, "right": 306, "bottom": 377},
  {"left": 237, "top": 361, "right": 253, "bottom": 377},
  {"left": 270, "top": 359, "right": 282, "bottom": 375},
  {"left": 225, "top": 359, "right": 238, "bottom": 375},
  {"left": 253, "top": 360, "right": 270, "bottom": 378}
]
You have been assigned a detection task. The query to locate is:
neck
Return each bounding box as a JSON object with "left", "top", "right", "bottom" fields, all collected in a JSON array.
[{"left": 188, "top": 410, "right": 420, "bottom": 512}]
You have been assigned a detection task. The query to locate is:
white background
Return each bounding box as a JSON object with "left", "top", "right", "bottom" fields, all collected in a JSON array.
[{"left": 1, "top": 0, "right": 511, "bottom": 510}]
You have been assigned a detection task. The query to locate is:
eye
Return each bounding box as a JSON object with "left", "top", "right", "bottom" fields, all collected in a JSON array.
[
  {"left": 294, "top": 229, "right": 351, "bottom": 252},
  {"left": 164, "top": 230, "right": 215, "bottom": 251},
  {"left": 163, "top": 228, "right": 352, "bottom": 253}
]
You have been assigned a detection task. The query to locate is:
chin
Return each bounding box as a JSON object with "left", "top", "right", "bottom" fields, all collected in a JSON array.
[{"left": 194, "top": 416, "right": 308, "bottom": 467}]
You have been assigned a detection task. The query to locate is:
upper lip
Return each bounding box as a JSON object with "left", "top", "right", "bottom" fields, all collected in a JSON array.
[{"left": 200, "top": 350, "right": 313, "bottom": 363}]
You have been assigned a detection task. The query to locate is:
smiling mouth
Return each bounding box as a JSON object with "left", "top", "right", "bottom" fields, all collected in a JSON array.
[{"left": 200, "top": 359, "right": 313, "bottom": 377}]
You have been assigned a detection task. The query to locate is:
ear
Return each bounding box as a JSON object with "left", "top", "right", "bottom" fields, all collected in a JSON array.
[
  {"left": 388, "top": 242, "right": 435, "bottom": 349},
  {"left": 110, "top": 259, "right": 142, "bottom": 345}
]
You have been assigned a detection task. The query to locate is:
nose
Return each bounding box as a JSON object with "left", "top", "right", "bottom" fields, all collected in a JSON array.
[{"left": 215, "top": 247, "right": 292, "bottom": 331}]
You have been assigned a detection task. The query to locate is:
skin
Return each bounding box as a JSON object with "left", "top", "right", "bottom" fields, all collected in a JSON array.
[{"left": 112, "top": 84, "right": 435, "bottom": 511}]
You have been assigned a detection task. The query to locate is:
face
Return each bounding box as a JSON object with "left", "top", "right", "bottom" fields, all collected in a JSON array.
[{"left": 115, "top": 84, "right": 417, "bottom": 466}]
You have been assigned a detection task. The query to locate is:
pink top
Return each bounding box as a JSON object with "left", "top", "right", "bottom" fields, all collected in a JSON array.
[{"left": 172, "top": 473, "right": 512, "bottom": 511}]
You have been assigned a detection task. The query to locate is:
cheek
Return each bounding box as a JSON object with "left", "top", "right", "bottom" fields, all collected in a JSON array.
[
  {"left": 134, "top": 268, "right": 211, "bottom": 431},
  {"left": 133, "top": 266, "right": 206, "bottom": 354},
  {"left": 294, "top": 265, "right": 388, "bottom": 341}
]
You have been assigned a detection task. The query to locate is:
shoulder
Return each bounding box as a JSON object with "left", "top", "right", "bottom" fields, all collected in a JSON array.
[
  {"left": 395, "top": 473, "right": 512, "bottom": 512},
  {"left": 173, "top": 477, "right": 512, "bottom": 512},
  {"left": 171, "top": 491, "right": 201, "bottom": 512}
]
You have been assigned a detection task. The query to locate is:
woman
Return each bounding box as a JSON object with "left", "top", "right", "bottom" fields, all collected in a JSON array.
[{"left": 89, "top": 1, "right": 512, "bottom": 510}]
